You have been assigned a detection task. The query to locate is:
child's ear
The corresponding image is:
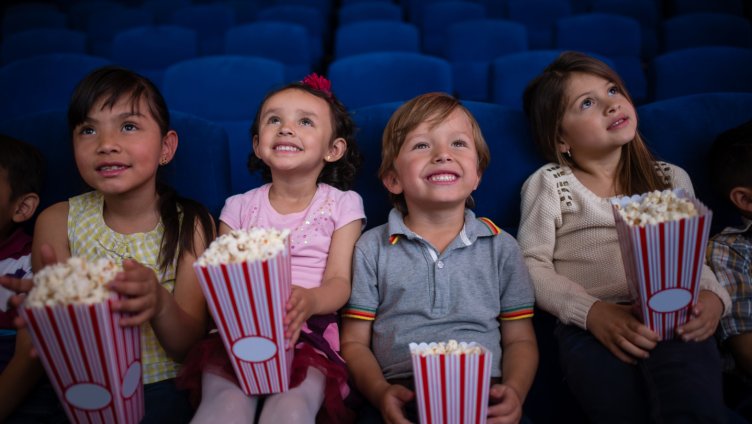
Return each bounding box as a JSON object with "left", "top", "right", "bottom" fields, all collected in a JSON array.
[
  {"left": 325, "top": 137, "right": 347, "bottom": 162},
  {"left": 252, "top": 134, "right": 259, "bottom": 151},
  {"left": 381, "top": 170, "right": 403, "bottom": 195},
  {"left": 557, "top": 138, "right": 570, "bottom": 154},
  {"left": 12, "top": 193, "right": 40, "bottom": 224},
  {"left": 160, "top": 130, "right": 179, "bottom": 164},
  {"left": 729, "top": 187, "right": 752, "bottom": 215}
]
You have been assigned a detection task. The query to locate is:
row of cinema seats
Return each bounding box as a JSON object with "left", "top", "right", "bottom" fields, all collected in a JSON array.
[
  {"left": 3, "top": 91, "right": 751, "bottom": 421},
  {"left": 2, "top": 0, "right": 751, "bottom": 105},
  {"left": 3, "top": 44, "right": 752, "bottom": 195}
]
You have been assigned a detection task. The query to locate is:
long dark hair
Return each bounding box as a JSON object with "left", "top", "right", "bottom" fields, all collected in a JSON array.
[
  {"left": 247, "top": 82, "right": 362, "bottom": 191},
  {"left": 523, "top": 51, "right": 670, "bottom": 195},
  {"left": 68, "top": 66, "right": 215, "bottom": 271}
]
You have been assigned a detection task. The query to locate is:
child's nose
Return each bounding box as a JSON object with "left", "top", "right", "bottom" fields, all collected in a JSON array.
[
  {"left": 433, "top": 147, "right": 452, "bottom": 162},
  {"left": 96, "top": 134, "right": 120, "bottom": 153},
  {"left": 277, "top": 124, "right": 294, "bottom": 136}
]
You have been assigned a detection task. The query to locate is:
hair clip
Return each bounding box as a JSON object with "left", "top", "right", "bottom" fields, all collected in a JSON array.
[{"left": 302, "top": 73, "right": 332, "bottom": 98}]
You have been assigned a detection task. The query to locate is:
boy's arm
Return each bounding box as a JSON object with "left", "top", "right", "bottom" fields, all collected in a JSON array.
[
  {"left": 487, "top": 318, "right": 538, "bottom": 424},
  {"left": 0, "top": 329, "right": 45, "bottom": 421},
  {"left": 341, "top": 317, "right": 413, "bottom": 424},
  {"left": 32, "top": 202, "right": 71, "bottom": 272}
]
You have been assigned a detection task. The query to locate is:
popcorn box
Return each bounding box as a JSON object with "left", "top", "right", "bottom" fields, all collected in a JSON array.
[
  {"left": 193, "top": 237, "right": 294, "bottom": 395},
  {"left": 410, "top": 342, "right": 492, "bottom": 424},
  {"left": 611, "top": 190, "right": 712, "bottom": 340},
  {"left": 19, "top": 295, "right": 143, "bottom": 424}
]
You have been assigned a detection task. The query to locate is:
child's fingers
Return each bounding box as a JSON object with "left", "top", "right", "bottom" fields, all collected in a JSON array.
[
  {"left": 113, "top": 296, "right": 155, "bottom": 316},
  {"left": 118, "top": 309, "right": 152, "bottom": 327},
  {"left": 0, "top": 276, "right": 33, "bottom": 295}
]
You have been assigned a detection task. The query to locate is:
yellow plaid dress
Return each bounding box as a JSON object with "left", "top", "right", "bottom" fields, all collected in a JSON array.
[{"left": 68, "top": 191, "right": 179, "bottom": 384}]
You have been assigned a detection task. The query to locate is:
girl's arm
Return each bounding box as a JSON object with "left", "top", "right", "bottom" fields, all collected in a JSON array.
[
  {"left": 284, "top": 219, "right": 362, "bottom": 343},
  {"left": 0, "top": 329, "right": 45, "bottom": 421},
  {"left": 32, "top": 202, "right": 71, "bottom": 271},
  {"left": 341, "top": 318, "right": 413, "bottom": 424},
  {"left": 112, "top": 217, "right": 213, "bottom": 360},
  {"left": 487, "top": 318, "right": 538, "bottom": 424}
]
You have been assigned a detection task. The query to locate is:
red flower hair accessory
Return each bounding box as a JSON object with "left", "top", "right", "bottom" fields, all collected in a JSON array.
[{"left": 302, "top": 73, "right": 332, "bottom": 98}]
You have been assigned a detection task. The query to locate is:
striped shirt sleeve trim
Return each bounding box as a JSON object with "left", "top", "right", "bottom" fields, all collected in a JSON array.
[
  {"left": 499, "top": 305, "right": 534, "bottom": 321},
  {"left": 342, "top": 306, "right": 376, "bottom": 321}
]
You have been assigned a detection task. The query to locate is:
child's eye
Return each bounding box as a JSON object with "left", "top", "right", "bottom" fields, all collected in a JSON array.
[
  {"left": 300, "top": 118, "right": 313, "bottom": 126},
  {"left": 267, "top": 116, "right": 280, "bottom": 124},
  {"left": 608, "top": 86, "right": 619, "bottom": 96},
  {"left": 78, "top": 126, "right": 95, "bottom": 135},
  {"left": 122, "top": 123, "right": 137, "bottom": 132},
  {"left": 412, "top": 142, "right": 429, "bottom": 150},
  {"left": 451, "top": 139, "right": 469, "bottom": 148},
  {"left": 580, "top": 98, "right": 593, "bottom": 110}
]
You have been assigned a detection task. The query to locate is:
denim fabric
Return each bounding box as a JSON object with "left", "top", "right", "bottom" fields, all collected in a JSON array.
[
  {"left": 142, "top": 378, "right": 193, "bottom": 424},
  {"left": 555, "top": 322, "right": 726, "bottom": 423}
]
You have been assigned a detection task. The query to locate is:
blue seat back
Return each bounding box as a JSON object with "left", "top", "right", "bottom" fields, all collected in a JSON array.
[
  {"left": 328, "top": 52, "right": 453, "bottom": 109},
  {"left": 420, "top": 1, "right": 486, "bottom": 56},
  {"left": 2, "top": 29, "right": 87, "bottom": 65},
  {"left": 338, "top": 2, "right": 403, "bottom": 24},
  {"left": 225, "top": 22, "right": 312, "bottom": 81},
  {"left": 334, "top": 21, "right": 420, "bottom": 60},
  {"left": 0, "top": 53, "right": 112, "bottom": 123},
  {"left": 661, "top": 13, "right": 752, "bottom": 52}
]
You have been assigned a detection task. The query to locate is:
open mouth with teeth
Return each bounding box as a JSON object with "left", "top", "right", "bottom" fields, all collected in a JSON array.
[
  {"left": 97, "top": 164, "right": 128, "bottom": 172},
  {"left": 609, "top": 117, "right": 628, "bottom": 129},
  {"left": 427, "top": 173, "right": 458, "bottom": 183},
  {"left": 273, "top": 144, "right": 302, "bottom": 152}
]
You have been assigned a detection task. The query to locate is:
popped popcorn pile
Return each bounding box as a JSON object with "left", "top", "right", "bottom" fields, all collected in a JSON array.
[
  {"left": 615, "top": 190, "right": 698, "bottom": 226},
  {"left": 196, "top": 228, "right": 290, "bottom": 266},
  {"left": 26, "top": 257, "right": 121, "bottom": 307},
  {"left": 409, "top": 340, "right": 485, "bottom": 356}
]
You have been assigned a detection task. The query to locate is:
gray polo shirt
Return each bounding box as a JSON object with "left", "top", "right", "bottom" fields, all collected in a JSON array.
[{"left": 344, "top": 209, "right": 535, "bottom": 379}]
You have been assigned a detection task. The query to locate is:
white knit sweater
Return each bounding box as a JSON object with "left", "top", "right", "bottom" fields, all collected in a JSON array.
[{"left": 518, "top": 162, "right": 731, "bottom": 330}]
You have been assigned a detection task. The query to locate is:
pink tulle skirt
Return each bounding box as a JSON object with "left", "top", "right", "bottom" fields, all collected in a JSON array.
[{"left": 177, "top": 314, "right": 354, "bottom": 423}]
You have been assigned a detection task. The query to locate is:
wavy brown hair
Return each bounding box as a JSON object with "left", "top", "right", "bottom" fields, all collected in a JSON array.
[{"left": 522, "top": 51, "right": 670, "bottom": 195}]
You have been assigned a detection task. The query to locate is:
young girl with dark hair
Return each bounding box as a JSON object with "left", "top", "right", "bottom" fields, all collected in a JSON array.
[
  {"left": 33, "top": 66, "right": 215, "bottom": 423},
  {"left": 182, "top": 74, "right": 365, "bottom": 424}
]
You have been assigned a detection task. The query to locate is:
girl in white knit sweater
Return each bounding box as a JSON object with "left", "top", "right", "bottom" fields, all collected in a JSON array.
[{"left": 518, "top": 51, "right": 731, "bottom": 423}]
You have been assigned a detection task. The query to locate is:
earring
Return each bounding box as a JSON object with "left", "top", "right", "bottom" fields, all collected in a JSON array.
[
  {"left": 159, "top": 156, "right": 168, "bottom": 165},
  {"left": 325, "top": 155, "right": 332, "bottom": 161},
  {"left": 565, "top": 149, "right": 572, "bottom": 158}
]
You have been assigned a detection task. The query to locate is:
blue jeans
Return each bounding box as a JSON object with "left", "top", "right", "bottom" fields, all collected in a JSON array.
[
  {"left": 555, "top": 322, "right": 726, "bottom": 423},
  {"left": 142, "top": 378, "right": 193, "bottom": 424}
]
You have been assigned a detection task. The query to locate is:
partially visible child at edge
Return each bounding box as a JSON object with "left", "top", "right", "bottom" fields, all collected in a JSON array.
[
  {"left": 29, "top": 66, "right": 215, "bottom": 423},
  {"left": 341, "top": 92, "right": 538, "bottom": 424},
  {"left": 178, "top": 74, "right": 365, "bottom": 423},
  {"left": 517, "top": 51, "right": 732, "bottom": 423},
  {"left": 0, "top": 135, "right": 47, "bottom": 421},
  {"left": 707, "top": 119, "right": 752, "bottom": 422}
]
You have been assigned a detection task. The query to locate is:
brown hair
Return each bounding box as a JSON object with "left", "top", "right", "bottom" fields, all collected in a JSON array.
[
  {"left": 522, "top": 51, "right": 670, "bottom": 195},
  {"left": 378, "top": 92, "right": 490, "bottom": 214},
  {"left": 68, "top": 66, "right": 215, "bottom": 272}
]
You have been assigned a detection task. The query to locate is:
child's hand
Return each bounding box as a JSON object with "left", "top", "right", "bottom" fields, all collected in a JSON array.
[
  {"left": 108, "top": 259, "right": 161, "bottom": 327},
  {"left": 487, "top": 384, "right": 522, "bottom": 424},
  {"left": 676, "top": 290, "right": 723, "bottom": 342},
  {"left": 378, "top": 384, "right": 414, "bottom": 424},
  {"left": 0, "top": 276, "right": 33, "bottom": 309},
  {"left": 284, "top": 286, "right": 317, "bottom": 347},
  {"left": 586, "top": 301, "right": 659, "bottom": 364}
]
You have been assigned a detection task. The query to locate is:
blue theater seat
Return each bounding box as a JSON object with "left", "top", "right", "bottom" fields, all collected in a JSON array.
[
  {"left": 338, "top": 2, "right": 403, "bottom": 25},
  {"left": 592, "top": 0, "right": 660, "bottom": 59},
  {"left": 225, "top": 22, "right": 312, "bottom": 81},
  {"left": 85, "top": 8, "right": 155, "bottom": 57},
  {"left": 661, "top": 13, "right": 752, "bottom": 52},
  {"left": 490, "top": 50, "right": 563, "bottom": 110},
  {"left": 168, "top": 4, "right": 236, "bottom": 55},
  {"left": 638, "top": 92, "right": 752, "bottom": 233},
  {"left": 2, "top": 7, "right": 67, "bottom": 37},
  {"left": 162, "top": 55, "right": 285, "bottom": 195},
  {"left": 1, "top": 28, "right": 86, "bottom": 65},
  {"left": 256, "top": 5, "right": 325, "bottom": 68},
  {"left": 0, "top": 53, "right": 111, "bottom": 123},
  {"left": 444, "top": 19, "right": 527, "bottom": 101},
  {"left": 648, "top": 46, "right": 752, "bottom": 101},
  {"left": 111, "top": 25, "right": 198, "bottom": 89},
  {"left": 334, "top": 21, "right": 420, "bottom": 60},
  {"left": 507, "top": 0, "right": 571, "bottom": 49},
  {"left": 419, "top": 1, "right": 486, "bottom": 56},
  {"left": 328, "top": 52, "right": 452, "bottom": 109}
]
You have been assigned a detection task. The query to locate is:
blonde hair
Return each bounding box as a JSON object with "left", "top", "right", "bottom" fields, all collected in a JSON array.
[
  {"left": 378, "top": 92, "right": 490, "bottom": 214},
  {"left": 522, "top": 51, "right": 670, "bottom": 195}
]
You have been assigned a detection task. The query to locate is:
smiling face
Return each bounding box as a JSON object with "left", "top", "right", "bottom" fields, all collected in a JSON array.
[
  {"left": 253, "top": 88, "right": 344, "bottom": 181},
  {"left": 558, "top": 72, "right": 637, "bottom": 162},
  {"left": 383, "top": 108, "right": 481, "bottom": 213},
  {"left": 72, "top": 94, "right": 175, "bottom": 199}
]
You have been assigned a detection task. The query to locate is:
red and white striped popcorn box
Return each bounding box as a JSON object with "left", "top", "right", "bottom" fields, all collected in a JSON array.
[
  {"left": 19, "top": 294, "right": 143, "bottom": 424},
  {"left": 611, "top": 190, "right": 713, "bottom": 340},
  {"left": 193, "top": 239, "right": 294, "bottom": 395},
  {"left": 410, "top": 342, "right": 493, "bottom": 424}
]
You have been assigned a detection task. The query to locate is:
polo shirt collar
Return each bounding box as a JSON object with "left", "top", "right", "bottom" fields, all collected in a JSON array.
[{"left": 386, "top": 208, "right": 496, "bottom": 247}]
